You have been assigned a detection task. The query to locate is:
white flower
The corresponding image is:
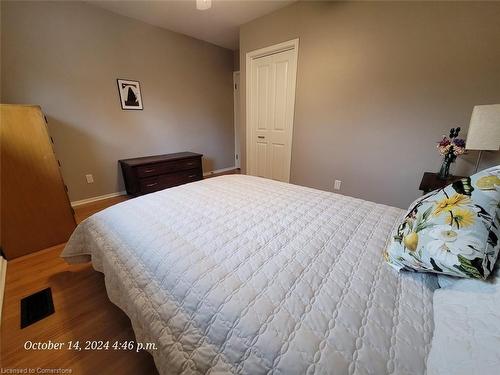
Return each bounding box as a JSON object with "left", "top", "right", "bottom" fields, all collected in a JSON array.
[
  {"left": 429, "top": 225, "right": 459, "bottom": 242},
  {"left": 427, "top": 225, "right": 482, "bottom": 265}
]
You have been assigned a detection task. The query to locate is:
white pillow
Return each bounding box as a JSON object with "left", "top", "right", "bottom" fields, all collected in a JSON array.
[{"left": 427, "top": 265, "right": 500, "bottom": 375}]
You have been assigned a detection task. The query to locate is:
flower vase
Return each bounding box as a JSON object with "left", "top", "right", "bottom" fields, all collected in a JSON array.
[{"left": 438, "top": 156, "right": 452, "bottom": 180}]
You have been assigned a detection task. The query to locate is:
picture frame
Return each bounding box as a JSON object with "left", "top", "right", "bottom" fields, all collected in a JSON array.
[{"left": 117, "top": 79, "right": 143, "bottom": 110}]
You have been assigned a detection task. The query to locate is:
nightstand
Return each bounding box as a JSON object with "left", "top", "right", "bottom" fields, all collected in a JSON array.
[{"left": 419, "top": 172, "right": 466, "bottom": 194}]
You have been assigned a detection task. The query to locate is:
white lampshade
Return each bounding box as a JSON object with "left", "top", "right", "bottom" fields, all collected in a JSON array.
[
  {"left": 196, "top": 0, "right": 211, "bottom": 10},
  {"left": 465, "top": 104, "right": 500, "bottom": 151}
]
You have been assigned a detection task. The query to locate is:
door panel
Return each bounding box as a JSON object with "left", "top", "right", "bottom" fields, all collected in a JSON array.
[
  {"left": 256, "top": 141, "right": 268, "bottom": 178},
  {"left": 274, "top": 60, "right": 289, "bottom": 132},
  {"left": 257, "top": 64, "right": 271, "bottom": 131},
  {"left": 248, "top": 43, "right": 298, "bottom": 182},
  {"left": 271, "top": 143, "right": 286, "bottom": 181}
]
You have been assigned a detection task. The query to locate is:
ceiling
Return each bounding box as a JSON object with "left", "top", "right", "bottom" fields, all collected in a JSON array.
[{"left": 88, "top": 0, "right": 296, "bottom": 50}]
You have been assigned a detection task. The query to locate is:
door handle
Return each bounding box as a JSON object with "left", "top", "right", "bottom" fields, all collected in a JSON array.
[{"left": 257, "top": 136, "right": 265, "bottom": 139}]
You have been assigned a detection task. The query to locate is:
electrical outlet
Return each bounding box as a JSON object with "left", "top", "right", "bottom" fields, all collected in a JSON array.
[
  {"left": 86, "top": 174, "right": 94, "bottom": 184},
  {"left": 334, "top": 179, "right": 342, "bottom": 190}
]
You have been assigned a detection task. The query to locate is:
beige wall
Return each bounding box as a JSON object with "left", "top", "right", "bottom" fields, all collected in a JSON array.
[
  {"left": 233, "top": 50, "right": 240, "bottom": 71},
  {"left": 1, "top": 1, "right": 235, "bottom": 202},
  {"left": 240, "top": 1, "right": 500, "bottom": 208}
]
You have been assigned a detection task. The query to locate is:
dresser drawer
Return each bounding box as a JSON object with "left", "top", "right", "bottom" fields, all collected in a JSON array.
[
  {"left": 139, "top": 169, "right": 202, "bottom": 194},
  {"left": 136, "top": 157, "right": 201, "bottom": 178},
  {"left": 139, "top": 176, "right": 162, "bottom": 194},
  {"left": 136, "top": 165, "right": 163, "bottom": 178}
]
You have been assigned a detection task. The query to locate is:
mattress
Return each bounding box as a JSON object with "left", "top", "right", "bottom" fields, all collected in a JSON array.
[{"left": 62, "top": 175, "right": 438, "bottom": 375}]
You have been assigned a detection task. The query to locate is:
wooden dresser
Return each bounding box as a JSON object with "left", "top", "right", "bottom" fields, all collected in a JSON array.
[
  {"left": 119, "top": 152, "right": 203, "bottom": 196},
  {"left": 1, "top": 104, "right": 76, "bottom": 259}
]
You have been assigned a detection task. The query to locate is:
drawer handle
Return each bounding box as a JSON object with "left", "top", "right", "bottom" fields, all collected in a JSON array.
[
  {"left": 257, "top": 136, "right": 265, "bottom": 139},
  {"left": 188, "top": 174, "right": 197, "bottom": 178},
  {"left": 186, "top": 162, "right": 194, "bottom": 166},
  {"left": 146, "top": 182, "right": 158, "bottom": 187},
  {"left": 144, "top": 168, "right": 155, "bottom": 173}
]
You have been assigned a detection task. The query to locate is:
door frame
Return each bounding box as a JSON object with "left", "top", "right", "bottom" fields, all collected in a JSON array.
[
  {"left": 245, "top": 38, "right": 299, "bottom": 182},
  {"left": 233, "top": 71, "right": 241, "bottom": 168}
]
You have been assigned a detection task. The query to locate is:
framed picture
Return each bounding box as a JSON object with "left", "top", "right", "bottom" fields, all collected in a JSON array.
[{"left": 117, "top": 79, "right": 143, "bottom": 110}]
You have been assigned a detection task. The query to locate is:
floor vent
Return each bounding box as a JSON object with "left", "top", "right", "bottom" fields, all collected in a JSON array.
[{"left": 20, "top": 288, "right": 55, "bottom": 328}]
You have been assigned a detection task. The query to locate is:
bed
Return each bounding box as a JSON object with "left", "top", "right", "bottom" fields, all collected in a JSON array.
[{"left": 62, "top": 175, "right": 438, "bottom": 374}]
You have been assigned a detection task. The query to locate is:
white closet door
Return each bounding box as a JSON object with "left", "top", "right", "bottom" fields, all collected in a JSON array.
[{"left": 247, "top": 42, "right": 298, "bottom": 182}]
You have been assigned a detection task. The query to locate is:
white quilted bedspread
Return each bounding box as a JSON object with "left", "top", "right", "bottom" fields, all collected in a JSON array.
[{"left": 62, "top": 175, "right": 437, "bottom": 375}]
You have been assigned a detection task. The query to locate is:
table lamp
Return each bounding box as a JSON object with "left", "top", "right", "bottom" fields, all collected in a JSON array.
[{"left": 465, "top": 104, "right": 500, "bottom": 172}]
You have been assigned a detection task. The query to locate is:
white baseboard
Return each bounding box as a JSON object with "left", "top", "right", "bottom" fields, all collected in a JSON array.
[
  {"left": 0, "top": 256, "right": 7, "bottom": 325},
  {"left": 203, "top": 166, "right": 238, "bottom": 177},
  {"left": 71, "top": 191, "right": 127, "bottom": 208},
  {"left": 70, "top": 167, "right": 238, "bottom": 207}
]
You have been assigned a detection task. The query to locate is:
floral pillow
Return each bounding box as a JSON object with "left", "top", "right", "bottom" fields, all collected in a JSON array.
[{"left": 385, "top": 166, "right": 500, "bottom": 279}]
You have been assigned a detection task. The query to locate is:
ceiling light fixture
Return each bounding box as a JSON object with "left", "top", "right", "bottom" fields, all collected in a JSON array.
[{"left": 196, "top": 0, "right": 212, "bottom": 11}]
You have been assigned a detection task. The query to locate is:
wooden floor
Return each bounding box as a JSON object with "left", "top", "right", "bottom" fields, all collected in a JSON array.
[
  {"left": 73, "top": 195, "right": 129, "bottom": 223},
  {"left": 0, "top": 169, "right": 241, "bottom": 373},
  {"left": 0, "top": 196, "right": 157, "bottom": 374}
]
